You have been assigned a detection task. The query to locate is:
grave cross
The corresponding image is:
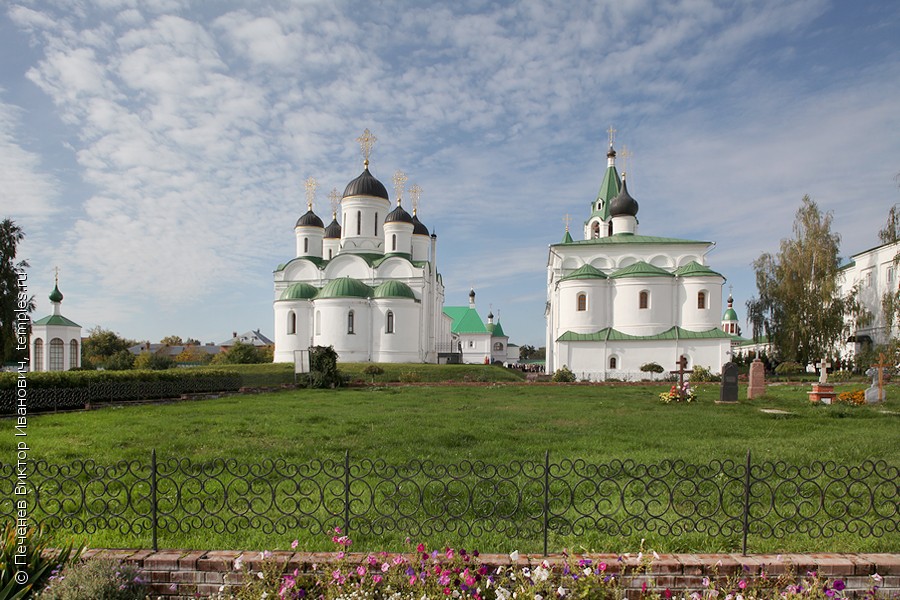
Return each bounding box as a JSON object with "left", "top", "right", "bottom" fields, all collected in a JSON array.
[
  {"left": 817, "top": 358, "right": 831, "bottom": 385},
  {"left": 670, "top": 356, "right": 693, "bottom": 390},
  {"left": 872, "top": 352, "right": 892, "bottom": 399}
]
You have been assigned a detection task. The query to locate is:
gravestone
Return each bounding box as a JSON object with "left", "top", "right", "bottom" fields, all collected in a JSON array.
[
  {"left": 747, "top": 358, "right": 766, "bottom": 399},
  {"left": 808, "top": 357, "right": 836, "bottom": 404},
  {"left": 718, "top": 362, "right": 739, "bottom": 403},
  {"left": 865, "top": 353, "right": 890, "bottom": 404}
]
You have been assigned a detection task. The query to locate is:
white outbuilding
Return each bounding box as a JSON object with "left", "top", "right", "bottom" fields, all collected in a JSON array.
[{"left": 30, "top": 280, "right": 82, "bottom": 371}]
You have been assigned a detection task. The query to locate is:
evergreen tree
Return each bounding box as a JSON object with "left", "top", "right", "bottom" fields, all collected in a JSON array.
[
  {"left": 0, "top": 219, "right": 34, "bottom": 363},
  {"left": 746, "top": 196, "right": 845, "bottom": 365}
]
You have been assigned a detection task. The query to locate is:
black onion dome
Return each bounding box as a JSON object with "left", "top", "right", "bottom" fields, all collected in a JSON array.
[
  {"left": 296, "top": 209, "right": 324, "bottom": 228},
  {"left": 609, "top": 178, "right": 639, "bottom": 217},
  {"left": 411, "top": 213, "right": 429, "bottom": 235},
  {"left": 343, "top": 167, "right": 389, "bottom": 200},
  {"left": 385, "top": 204, "right": 414, "bottom": 224},
  {"left": 324, "top": 217, "right": 342, "bottom": 239},
  {"left": 607, "top": 144, "right": 617, "bottom": 158}
]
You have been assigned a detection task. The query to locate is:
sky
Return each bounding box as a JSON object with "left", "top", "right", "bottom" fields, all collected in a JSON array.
[{"left": 3, "top": 0, "right": 899, "bottom": 349}]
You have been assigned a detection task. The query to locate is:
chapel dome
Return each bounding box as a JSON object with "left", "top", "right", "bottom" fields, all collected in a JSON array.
[
  {"left": 411, "top": 214, "right": 429, "bottom": 235},
  {"left": 49, "top": 284, "right": 64, "bottom": 303},
  {"left": 373, "top": 280, "right": 416, "bottom": 299},
  {"left": 609, "top": 178, "right": 639, "bottom": 217},
  {"left": 343, "top": 167, "right": 389, "bottom": 200},
  {"left": 280, "top": 282, "right": 319, "bottom": 300},
  {"left": 324, "top": 217, "right": 342, "bottom": 239},
  {"left": 295, "top": 210, "right": 324, "bottom": 228},
  {"left": 318, "top": 276, "right": 373, "bottom": 299},
  {"left": 385, "top": 204, "right": 414, "bottom": 224}
]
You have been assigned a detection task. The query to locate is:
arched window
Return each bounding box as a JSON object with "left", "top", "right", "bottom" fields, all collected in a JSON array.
[
  {"left": 288, "top": 311, "right": 297, "bottom": 335},
  {"left": 315, "top": 311, "right": 321, "bottom": 335},
  {"left": 697, "top": 291, "right": 706, "bottom": 310},
  {"left": 386, "top": 310, "right": 394, "bottom": 334},
  {"left": 493, "top": 342, "right": 504, "bottom": 351},
  {"left": 348, "top": 310, "right": 355, "bottom": 334},
  {"left": 392, "top": 234, "right": 397, "bottom": 251},
  {"left": 34, "top": 338, "right": 43, "bottom": 371},
  {"left": 639, "top": 290, "right": 649, "bottom": 309},
  {"left": 609, "top": 356, "right": 617, "bottom": 369},
  {"left": 49, "top": 338, "right": 64, "bottom": 371},
  {"left": 592, "top": 222, "right": 600, "bottom": 239},
  {"left": 576, "top": 293, "right": 587, "bottom": 311},
  {"left": 70, "top": 339, "right": 79, "bottom": 369},
  {"left": 375, "top": 213, "right": 378, "bottom": 236},
  {"left": 303, "top": 238, "right": 309, "bottom": 254},
  {"left": 608, "top": 221, "right": 613, "bottom": 236},
  {"left": 356, "top": 211, "right": 361, "bottom": 235}
]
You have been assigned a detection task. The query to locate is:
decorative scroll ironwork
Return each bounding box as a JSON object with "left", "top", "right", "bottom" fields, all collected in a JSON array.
[{"left": 2, "top": 454, "right": 896, "bottom": 553}]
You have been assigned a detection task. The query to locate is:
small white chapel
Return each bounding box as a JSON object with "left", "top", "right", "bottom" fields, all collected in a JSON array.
[
  {"left": 545, "top": 131, "right": 734, "bottom": 380},
  {"left": 30, "top": 275, "right": 82, "bottom": 371}
]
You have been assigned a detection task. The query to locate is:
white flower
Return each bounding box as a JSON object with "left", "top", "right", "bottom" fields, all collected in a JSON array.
[
  {"left": 557, "top": 586, "right": 566, "bottom": 597},
  {"left": 653, "top": 551, "right": 660, "bottom": 560},
  {"left": 583, "top": 567, "right": 591, "bottom": 576},
  {"left": 234, "top": 557, "right": 243, "bottom": 570},
  {"left": 510, "top": 550, "right": 520, "bottom": 561},
  {"left": 535, "top": 595, "right": 543, "bottom": 600},
  {"left": 872, "top": 573, "right": 883, "bottom": 582},
  {"left": 257, "top": 571, "right": 264, "bottom": 579}
]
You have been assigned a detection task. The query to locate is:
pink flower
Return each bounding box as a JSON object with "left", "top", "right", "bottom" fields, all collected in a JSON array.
[
  {"left": 417, "top": 543, "right": 426, "bottom": 552},
  {"left": 446, "top": 548, "right": 455, "bottom": 559},
  {"left": 598, "top": 562, "right": 607, "bottom": 572},
  {"left": 381, "top": 563, "right": 390, "bottom": 572},
  {"left": 291, "top": 539, "right": 299, "bottom": 549},
  {"left": 357, "top": 566, "right": 367, "bottom": 577},
  {"left": 739, "top": 580, "right": 747, "bottom": 589},
  {"left": 409, "top": 575, "right": 417, "bottom": 585},
  {"left": 372, "top": 574, "right": 382, "bottom": 584}
]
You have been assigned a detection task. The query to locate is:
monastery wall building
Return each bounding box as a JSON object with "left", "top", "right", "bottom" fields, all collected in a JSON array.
[
  {"left": 545, "top": 139, "right": 734, "bottom": 380},
  {"left": 273, "top": 131, "right": 451, "bottom": 364}
]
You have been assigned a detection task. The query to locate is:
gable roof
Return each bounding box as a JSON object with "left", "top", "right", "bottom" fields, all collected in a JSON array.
[
  {"left": 673, "top": 260, "right": 724, "bottom": 278},
  {"left": 443, "top": 306, "right": 488, "bottom": 334},
  {"left": 32, "top": 314, "right": 80, "bottom": 327}
]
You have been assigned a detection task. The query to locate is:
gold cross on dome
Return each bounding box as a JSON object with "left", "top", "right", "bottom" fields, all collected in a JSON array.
[
  {"left": 304, "top": 177, "right": 318, "bottom": 210},
  {"left": 607, "top": 125, "right": 616, "bottom": 147},
  {"left": 619, "top": 144, "right": 632, "bottom": 177},
  {"left": 393, "top": 170, "right": 408, "bottom": 204},
  {"left": 409, "top": 184, "right": 422, "bottom": 214},
  {"left": 563, "top": 213, "right": 572, "bottom": 231},
  {"left": 328, "top": 188, "right": 340, "bottom": 217},
  {"left": 356, "top": 128, "right": 377, "bottom": 167}
]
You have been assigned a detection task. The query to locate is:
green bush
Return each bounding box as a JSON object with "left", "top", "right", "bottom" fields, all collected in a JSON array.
[
  {"left": 211, "top": 341, "right": 268, "bottom": 365},
  {"left": 132, "top": 351, "right": 175, "bottom": 370},
  {"left": 689, "top": 365, "right": 720, "bottom": 382},
  {"left": 774, "top": 361, "right": 804, "bottom": 375},
  {"left": 640, "top": 362, "right": 665, "bottom": 374},
  {"left": 34, "top": 559, "right": 148, "bottom": 600},
  {"left": 363, "top": 364, "right": 385, "bottom": 383},
  {"left": 304, "top": 346, "right": 343, "bottom": 389},
  {"left": 1, "top": 523, "right": 81, "bottom": 600},
  {"left": 399, "top": 370, "right": 421, "bottom": 383},
  {"left": 551, "top": 365, "right": 576, "bottom": 382}
]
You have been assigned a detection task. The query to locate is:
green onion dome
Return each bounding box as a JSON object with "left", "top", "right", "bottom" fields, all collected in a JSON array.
[
  {"left": 317, "top": 276, "right": 373, "bottom": 298},
  {"left": 373, "top": 280, "right": 416, "bottom": 299},
  {"left": 280, "top": 282, "right": 319, "bottom": 300}
]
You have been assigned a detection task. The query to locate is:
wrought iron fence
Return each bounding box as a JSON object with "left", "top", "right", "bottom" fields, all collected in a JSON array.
[{"left": 2, "top": 452, "right": 896, "bottom": 554}]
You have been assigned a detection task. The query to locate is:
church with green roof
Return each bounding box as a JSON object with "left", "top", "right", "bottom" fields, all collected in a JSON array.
[
  {"left": 545, "top": 134, "right": 738, "bottom": 380},
  {"left": 272, "top": 130, "right": 452, "bottom": 363},
  {"left": 30, "top": 278, "right": 82, "bottom": 371}
]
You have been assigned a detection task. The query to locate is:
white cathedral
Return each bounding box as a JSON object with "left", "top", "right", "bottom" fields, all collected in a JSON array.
[
  {"left": 273, "top": 131, "right": 451, "bottom": 363},
  {"left": 545, "top": 137, "right": 735, "bottom": 380}
]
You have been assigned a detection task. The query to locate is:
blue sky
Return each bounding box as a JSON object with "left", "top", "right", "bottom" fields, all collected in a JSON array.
[{"left": 3, "top": 0, "right": 899, "bottom": 348}]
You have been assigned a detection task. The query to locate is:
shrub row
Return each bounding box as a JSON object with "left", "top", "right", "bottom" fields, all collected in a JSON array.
[{"left": 0, "top": 369, "right": 241, "bottom": 414}]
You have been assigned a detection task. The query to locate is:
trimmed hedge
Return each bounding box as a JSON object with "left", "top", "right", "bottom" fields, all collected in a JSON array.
[{"left": 0, "top": 369, "right": 241, "bottom": 414}]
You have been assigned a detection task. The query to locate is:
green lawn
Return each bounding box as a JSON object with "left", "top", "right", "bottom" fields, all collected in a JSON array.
[{"left": 5, "top": 381, "right": 898, "bottom": 554}]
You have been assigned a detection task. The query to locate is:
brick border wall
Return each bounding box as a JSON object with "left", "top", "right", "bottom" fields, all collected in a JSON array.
[{"left": 75, "top": 549, "right": 900, "bottom": 599}]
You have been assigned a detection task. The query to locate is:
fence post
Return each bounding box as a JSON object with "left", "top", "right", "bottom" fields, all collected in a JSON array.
[
  {"left": 151, "top": 448, "right": 158, "bottom": 552},
  {"left": 543, "top": 450, "right": 550, "bottom": 557},
  {"left": 344, "top": 450, "right": 351, "bottom": 535},
  {"left": 742, "top": 449, "right": 751, "bottom": 555}
]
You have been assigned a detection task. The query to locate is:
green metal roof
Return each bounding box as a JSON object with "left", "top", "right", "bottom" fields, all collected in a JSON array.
[
  {"left": 486, "top": 321, "right": 506, "bottom": 337},
  {"left": 554, "top": 234, "right": 710, "bottom": 247},
  {"left": 562, "top": 230, "right": 573, "bottom": 244},
  {"left": 560, "top": 263, "right": 607, "bottom": 281},
  {"left": 722, "top": 308, "right": 738, "bottom": 321},
  {"left": 673, "top": 261, "right": 723, "bottom": 278},
  {"left": 443, "top": 306, "right": 488, "bottom": 334},
  {"left": 557, "top": 326, "right": 733, "bottom": 342},
  {"left": 593, "top": 165, "right": 620, "bottom": 221},
  {"left": 373, "top": 280, "right": 416, "bottom": 299},
  {"left": 317, "top": 276, "right": 373, "bottom": 299},
  {"left": 279, "top": 282, "right": 319, "bottom": 300},
  {"left": 610, "top": 261, "right": 674, "bottom": 279},
  {"left": 32, "top": 314, "right": 80, "bottom": 328}
]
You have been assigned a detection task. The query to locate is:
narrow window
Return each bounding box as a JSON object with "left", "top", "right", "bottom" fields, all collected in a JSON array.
[
  {"left": 348, "top": 310, "right": 355, "bottom": 334},
  {"left": 288, "top": 311, "right": 297, "bottom": 335},
  {"left": 357, "top": 211, "right": 361, "bottom": 235},
  {"left": 386, "top": 310, "right": 394, "bottom": 334},
  {"left": 888, "top": 266, "right": 895, "bottom": 283},
  {"left": 328, "top": 249, "right": 333, "bottom": 259},
  {"left": 315, "top": 311, "right": 321, "bottom": 335},
  {"left": 375, "top": 213, "right": 378, "bottom": 236},
  {"left": 392, "top": 234, "right": 397, "bottom": 251},
  {"left": 576, "top": 293, "right": 587, "bottom": 311},
  {"left": 609, "top": 356, "right": 617, "bottom": 369},
  {"left": 34, "top": 338, "right": 43, "bottom": 371},
  {"left": 607, "top": 221, "right": 613, "bottom": 236},
  {"left": 70, "top": 339, "right": 78, "bottom": 369},
  {"left": 639, "top": 290, "right": 649, "bottom": 309},
  {"left": 697, "top": 291, "right": 706, "bottom": 310},
  {"left": 592, "top": 222, "right": 599, "bottom": 239},
  {"left": 49, "top": 338, "right": 64, "bottom": 371},
  {"left": 303, "top": 238, "right": 309, "bottom": 254},
  {"left": 468, "top": 341, "right": 474, "bottom": 348}
]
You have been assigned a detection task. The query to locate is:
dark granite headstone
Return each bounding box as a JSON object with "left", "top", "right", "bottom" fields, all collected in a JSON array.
[{"left": 719, "top": 361, "right": 739, "bottom": 403}]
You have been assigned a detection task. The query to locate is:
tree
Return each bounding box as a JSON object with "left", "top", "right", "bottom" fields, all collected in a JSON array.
[
  {"left": 878, "top": 205, "right": 900, "bottom": 339},
  {"left": 0, "top": 219, "right": 34, "bottom": 364},
  {"left": 160, "top": 335, "right": 184, "bottom": 346},
  {"left": 746, "top": 196, "right": 845, "bottom": 365},
  {"left": 174, "top": 345, "right": 213, "bottom": 365},
  {"left": 211, "top": 341, "right": 266, "bottom": 364},
  {"left": 134, "top": 350, "right": 175, "bottom": 370},
  {"left": 82, "top": 326, "right": 136, "bottom": 369},
  {"left": 518, "top": 344, "right": 536, "bottom": 360}
]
